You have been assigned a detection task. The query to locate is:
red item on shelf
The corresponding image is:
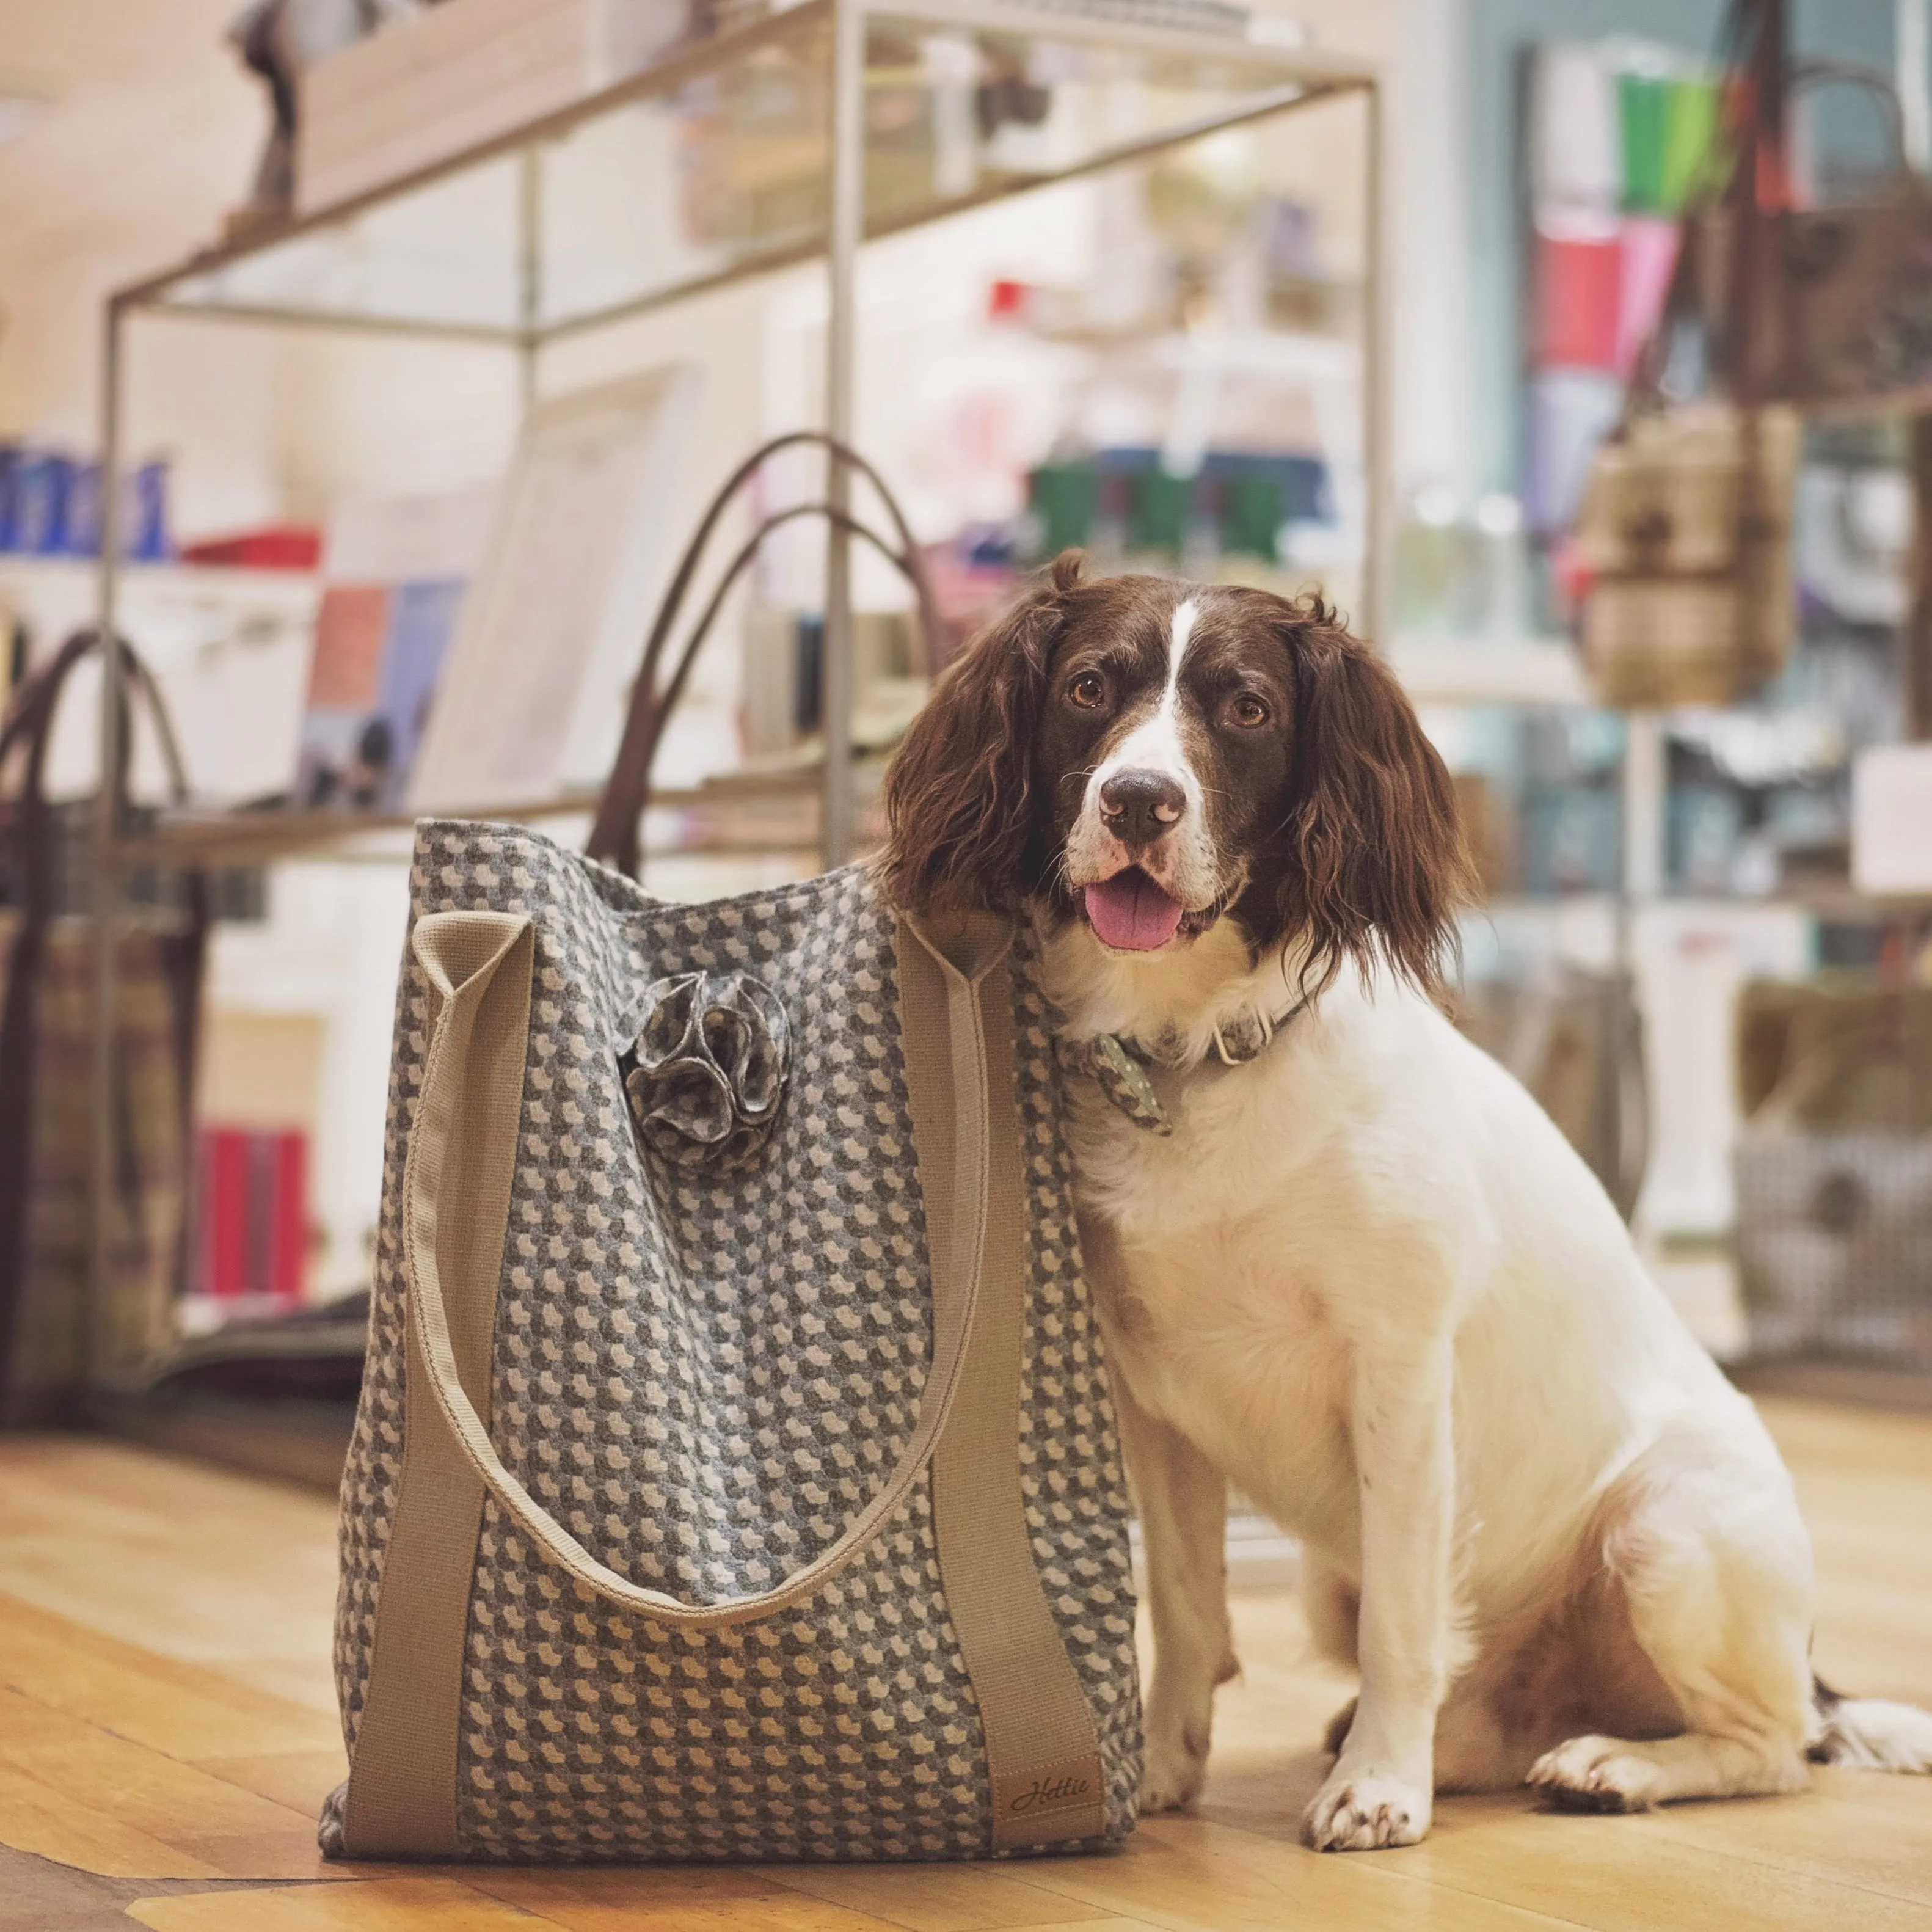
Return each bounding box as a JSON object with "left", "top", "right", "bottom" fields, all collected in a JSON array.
[
  {"left": 197, "top": 1126, "right": 308, "bottom": 1300},
  {"left": 177, "top": 525, "right": 323, "bottom": 571},
  {"left": 1534, "top": 230, "right": 1623, "bottom": 371}
]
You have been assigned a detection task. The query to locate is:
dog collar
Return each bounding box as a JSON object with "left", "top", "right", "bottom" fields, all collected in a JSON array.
[{"left": 1054, "top": 996, "right": 1309, "bottom": 1136}]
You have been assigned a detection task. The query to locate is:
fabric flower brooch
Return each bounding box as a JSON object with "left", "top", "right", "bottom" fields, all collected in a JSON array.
[{"left": 622, "top": 971, "right": 790, "bottom": 1168}]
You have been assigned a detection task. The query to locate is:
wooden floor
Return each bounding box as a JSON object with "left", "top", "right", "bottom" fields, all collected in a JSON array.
[{"left": 2, "top": 1398, "right": 1929, "bottom": 1931}]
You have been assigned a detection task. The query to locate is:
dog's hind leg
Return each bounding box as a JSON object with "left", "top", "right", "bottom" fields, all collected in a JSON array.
[
  {"left": 1528, "top": 1421, "right": 1814, "bottom": 1812},
  {"left": 1115, "top": 1377, "right": 1237, "bottom": 1814}
]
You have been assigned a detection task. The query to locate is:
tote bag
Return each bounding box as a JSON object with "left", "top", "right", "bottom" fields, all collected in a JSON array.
[
  {"left": 323, "top": 439, "right": 1142, "bottom": 1862},
  {"left": 0, "top": 630, "right": 206, "bottom": 1424}
]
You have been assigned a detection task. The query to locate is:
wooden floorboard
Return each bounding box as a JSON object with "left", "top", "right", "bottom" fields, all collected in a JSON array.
[{"left": 0, "top": 1397, "right": 1927, "bottom": 1929}]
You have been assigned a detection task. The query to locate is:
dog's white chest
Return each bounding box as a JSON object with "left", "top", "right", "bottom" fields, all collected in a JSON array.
[{"left": 1063, "top": 1069, "right": 1360, "bottom": 1540}]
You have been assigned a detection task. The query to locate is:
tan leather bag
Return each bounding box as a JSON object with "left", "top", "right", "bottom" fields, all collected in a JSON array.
[{"left": 1577, "top": 400, "right": 1799, "bottom": 708}]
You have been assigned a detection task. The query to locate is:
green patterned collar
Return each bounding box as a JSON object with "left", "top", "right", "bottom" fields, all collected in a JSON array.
[{"left": 1053, "top": 996, "right": 1310, "bottom": 1136}]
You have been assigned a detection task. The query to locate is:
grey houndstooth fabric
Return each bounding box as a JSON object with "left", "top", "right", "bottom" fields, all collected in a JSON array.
[{"left": 328, "top": 822, "right": 1141, "bottom": 1861}]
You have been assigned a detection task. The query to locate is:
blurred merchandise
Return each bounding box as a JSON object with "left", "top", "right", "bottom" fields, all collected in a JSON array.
[
  {"left": 408, "top": 367, "right": 698, "bottom": 812},
  {"left": 1529, "top": 360, "right": 1615, "bottom": 548},
  {"left": 294, "top": 0, "right": 689, "bottom": 216},
  {"left": 1617, "top": 65, "right": 1721, "bottom": 215},
  {"left": 195, "top": 1127, "right": 308, "bottom": 1305},
  {"left": 1729, "top": 62, "right": 1932, "bottom": 408},
  {"left": 294, "top": 484, "right": 495, "bottom": 813},
  {"left": 1735, "top": 983, "right": 1932, "bottom": 1369},
  {"left": 1668, "top": 782, "right": 1744, "bottom": 895},
  {"left": 1527, "top": 42, "right": 1621, "bottom": 221},
  {"left": 677, "top": 40, "right": 831, "bottom": 253},
  {"left": 1576, "top": 402, "right": 1799, "bottom": 707},
  {"left": 740, "top": 607, "right": 920, "bottom": 756},
  {"left": 1457, "top": 964, "right": 1647, "bottom": 1220},
  {"left": 1523, "top": 783, "right": 1622, "bottom": 894},
  {"left": 1021, "top": 448, "right": 1331, "bottom": 578},
  {"left": 1, "top": 635, "right": 206, "bottom": 1423},
  {"left": 0, "top": 445, "right": 173, "bottom": 561},
  {"left": 1533, "top": 228, "right": 1620, "bottom": 373},
  {"left": 9, "top": 448, "right": 73, "bottom": 555},
  {"left": 1027, "top": 462, "right": 1101, "bottom": 557},
  {"left": 1394, "top": 487, "right": 1534, "bottom": 637},
  {"left": 178, "top": 525, "right": 325, "bottom": 572},
  {"left": 1852, "top": 743, "right": 1932, "bottom": 895},
  {"left": 916, "top": 528, "right": 1019, "bottom": 665},
  {"left": 295, "top": 580, "right": 465, "bottom": 811},
  {"left": 1519, "top": 35, "right": 1717, "bottom": 621},
  {"left": 1793, "top": 463, "right": 1911, "bottom": 627},
  {"left": 1614, "top": 216, "right": 1680, "bottom": 377},
  {"left": 1453, "top": 771, "right": 1519, "bottom": 898},
  {"left": 229, "top": 0, "right": 429, "bottom": 225},
  {"left": 1528, "top": 38, "right": 1718, "bottom": 224}
]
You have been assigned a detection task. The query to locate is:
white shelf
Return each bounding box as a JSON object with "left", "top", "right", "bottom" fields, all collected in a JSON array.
[
  {"left": 1390, "top": 635, "right": 1589, "bottom": 708},
  {"left": 0, "top": 554, "right": 318, "bottom": 598}
]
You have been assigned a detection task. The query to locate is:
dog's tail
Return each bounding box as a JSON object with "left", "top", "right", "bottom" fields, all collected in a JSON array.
[{"left": 1808, "top": 1676, "right": 1932, "bottom": 1772}]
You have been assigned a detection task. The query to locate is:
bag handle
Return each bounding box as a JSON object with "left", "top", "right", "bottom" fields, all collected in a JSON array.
[
  {"left": 1784, "top": 60, "right": 1910, "bottom": 184},
  {"left": 400, "top": 905, "right": 1013, "bottom": 1629},
  {"left": 586, "top": 431, "right": 939, "bottom": 878},
  {"left": 0, "top": 627, "right": 196, "bottom": 926}
]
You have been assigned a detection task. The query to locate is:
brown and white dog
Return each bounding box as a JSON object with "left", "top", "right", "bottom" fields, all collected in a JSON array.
[{"left": 880, "top": 553, "right": 1932, "bottom": 1851}]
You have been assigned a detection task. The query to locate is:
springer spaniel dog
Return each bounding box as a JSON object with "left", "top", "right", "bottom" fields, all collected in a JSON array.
[{"left": 880, "top": 553, "right": 1932, "bottom": 1851}]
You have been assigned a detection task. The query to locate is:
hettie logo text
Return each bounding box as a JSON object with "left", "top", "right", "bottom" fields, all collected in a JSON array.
[{"left": 1007, "top": 1773, "right": 1092, "bottom": 1815}]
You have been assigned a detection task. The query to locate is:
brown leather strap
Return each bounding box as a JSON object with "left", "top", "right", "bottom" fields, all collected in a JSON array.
[{"left": 585, "top": 432, "right": 938, "bottom": 878}]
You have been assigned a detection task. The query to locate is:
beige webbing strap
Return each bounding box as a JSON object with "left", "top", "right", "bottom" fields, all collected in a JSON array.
[
  {"left": 897, "top": 915, "right": 1107, "bottom": 1851},
  {"left": 343, "top": 910, "right": 534, "bottom": 1857}
]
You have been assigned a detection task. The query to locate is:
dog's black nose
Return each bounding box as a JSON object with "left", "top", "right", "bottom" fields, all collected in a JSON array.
[{"left": 1099, "top": 768, "right": 1187, "bottom": 848}]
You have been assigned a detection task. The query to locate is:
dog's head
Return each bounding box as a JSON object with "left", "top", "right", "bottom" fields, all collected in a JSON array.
[{"left": 880, "top": 552, "right": 1469, "bottom": 993}]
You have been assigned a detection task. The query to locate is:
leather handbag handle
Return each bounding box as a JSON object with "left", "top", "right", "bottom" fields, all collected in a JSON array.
[
  {"left": 1784, "top": 60, "right": 1909, "bottom": 182},
  {"left": 399, "top": 905, "right": 1013, "bottom": 1629},
  {"left": 586, "top": 432, "right": 939, "bottom": 878},
  {"left": 0, "top": 628, "right": 195, "bottom": 924}
]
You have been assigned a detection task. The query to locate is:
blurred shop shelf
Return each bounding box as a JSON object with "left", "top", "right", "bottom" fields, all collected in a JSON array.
[
  {"left": 1389, "top": 636, "right": 1589, "bottom": 707},
  {"left": 117, "top": 758, "right": 888, "bottom": 869}
]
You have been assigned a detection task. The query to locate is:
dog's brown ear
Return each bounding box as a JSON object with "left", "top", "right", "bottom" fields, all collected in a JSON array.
[
  {"left": 1275, "top": 605, "right": 1471, "bottom": 993},
  {"left": 879, "top": 554, "right": 1078, "bottom": 913}
]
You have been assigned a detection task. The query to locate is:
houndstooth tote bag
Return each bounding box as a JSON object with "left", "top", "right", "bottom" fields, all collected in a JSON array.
[{"left": 319, "top": 819, "right": 1142, "bottom": 1861}]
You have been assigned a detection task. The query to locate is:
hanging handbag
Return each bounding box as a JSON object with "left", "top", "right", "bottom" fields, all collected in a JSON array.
[
  {"left": 1575, "top": 393, "right": 1800, "bottom": 707},
  {"left": 1733, "top": 48, "right": 1932, "bottom": 409},
  {"left": 0, "top": 630, "right": 208, "bottom": 1424},
  {"left": 323, "top": 434, "right": 1142, "bottom": 1862},
  {"left": 1661, "top": 0, "right": 1932, "bottom": 409}
]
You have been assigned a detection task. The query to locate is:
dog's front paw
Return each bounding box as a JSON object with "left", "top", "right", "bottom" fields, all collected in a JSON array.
[
  {"left": 1139, "top": 1727, "right": 1209, "bottom": 1813},
  {"left": 1526, "top": 1734, "right": 1661, "bottom": 1813},
  {"left": 1300, "top": 1768, "right": 1431, "bottom": 1851}
]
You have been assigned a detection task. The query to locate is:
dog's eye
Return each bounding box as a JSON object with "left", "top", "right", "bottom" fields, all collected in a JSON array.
[
  {"left": 1067, "top": 671, "right": 1106, "bottom": 710},
  {"left": 1229, "top": 693, "right": 1269, "bottom": 727}
]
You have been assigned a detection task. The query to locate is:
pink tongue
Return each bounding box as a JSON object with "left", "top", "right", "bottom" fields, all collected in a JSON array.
[{"left": 1084, "top": 870, "right": 1185, "bottom": 952}]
